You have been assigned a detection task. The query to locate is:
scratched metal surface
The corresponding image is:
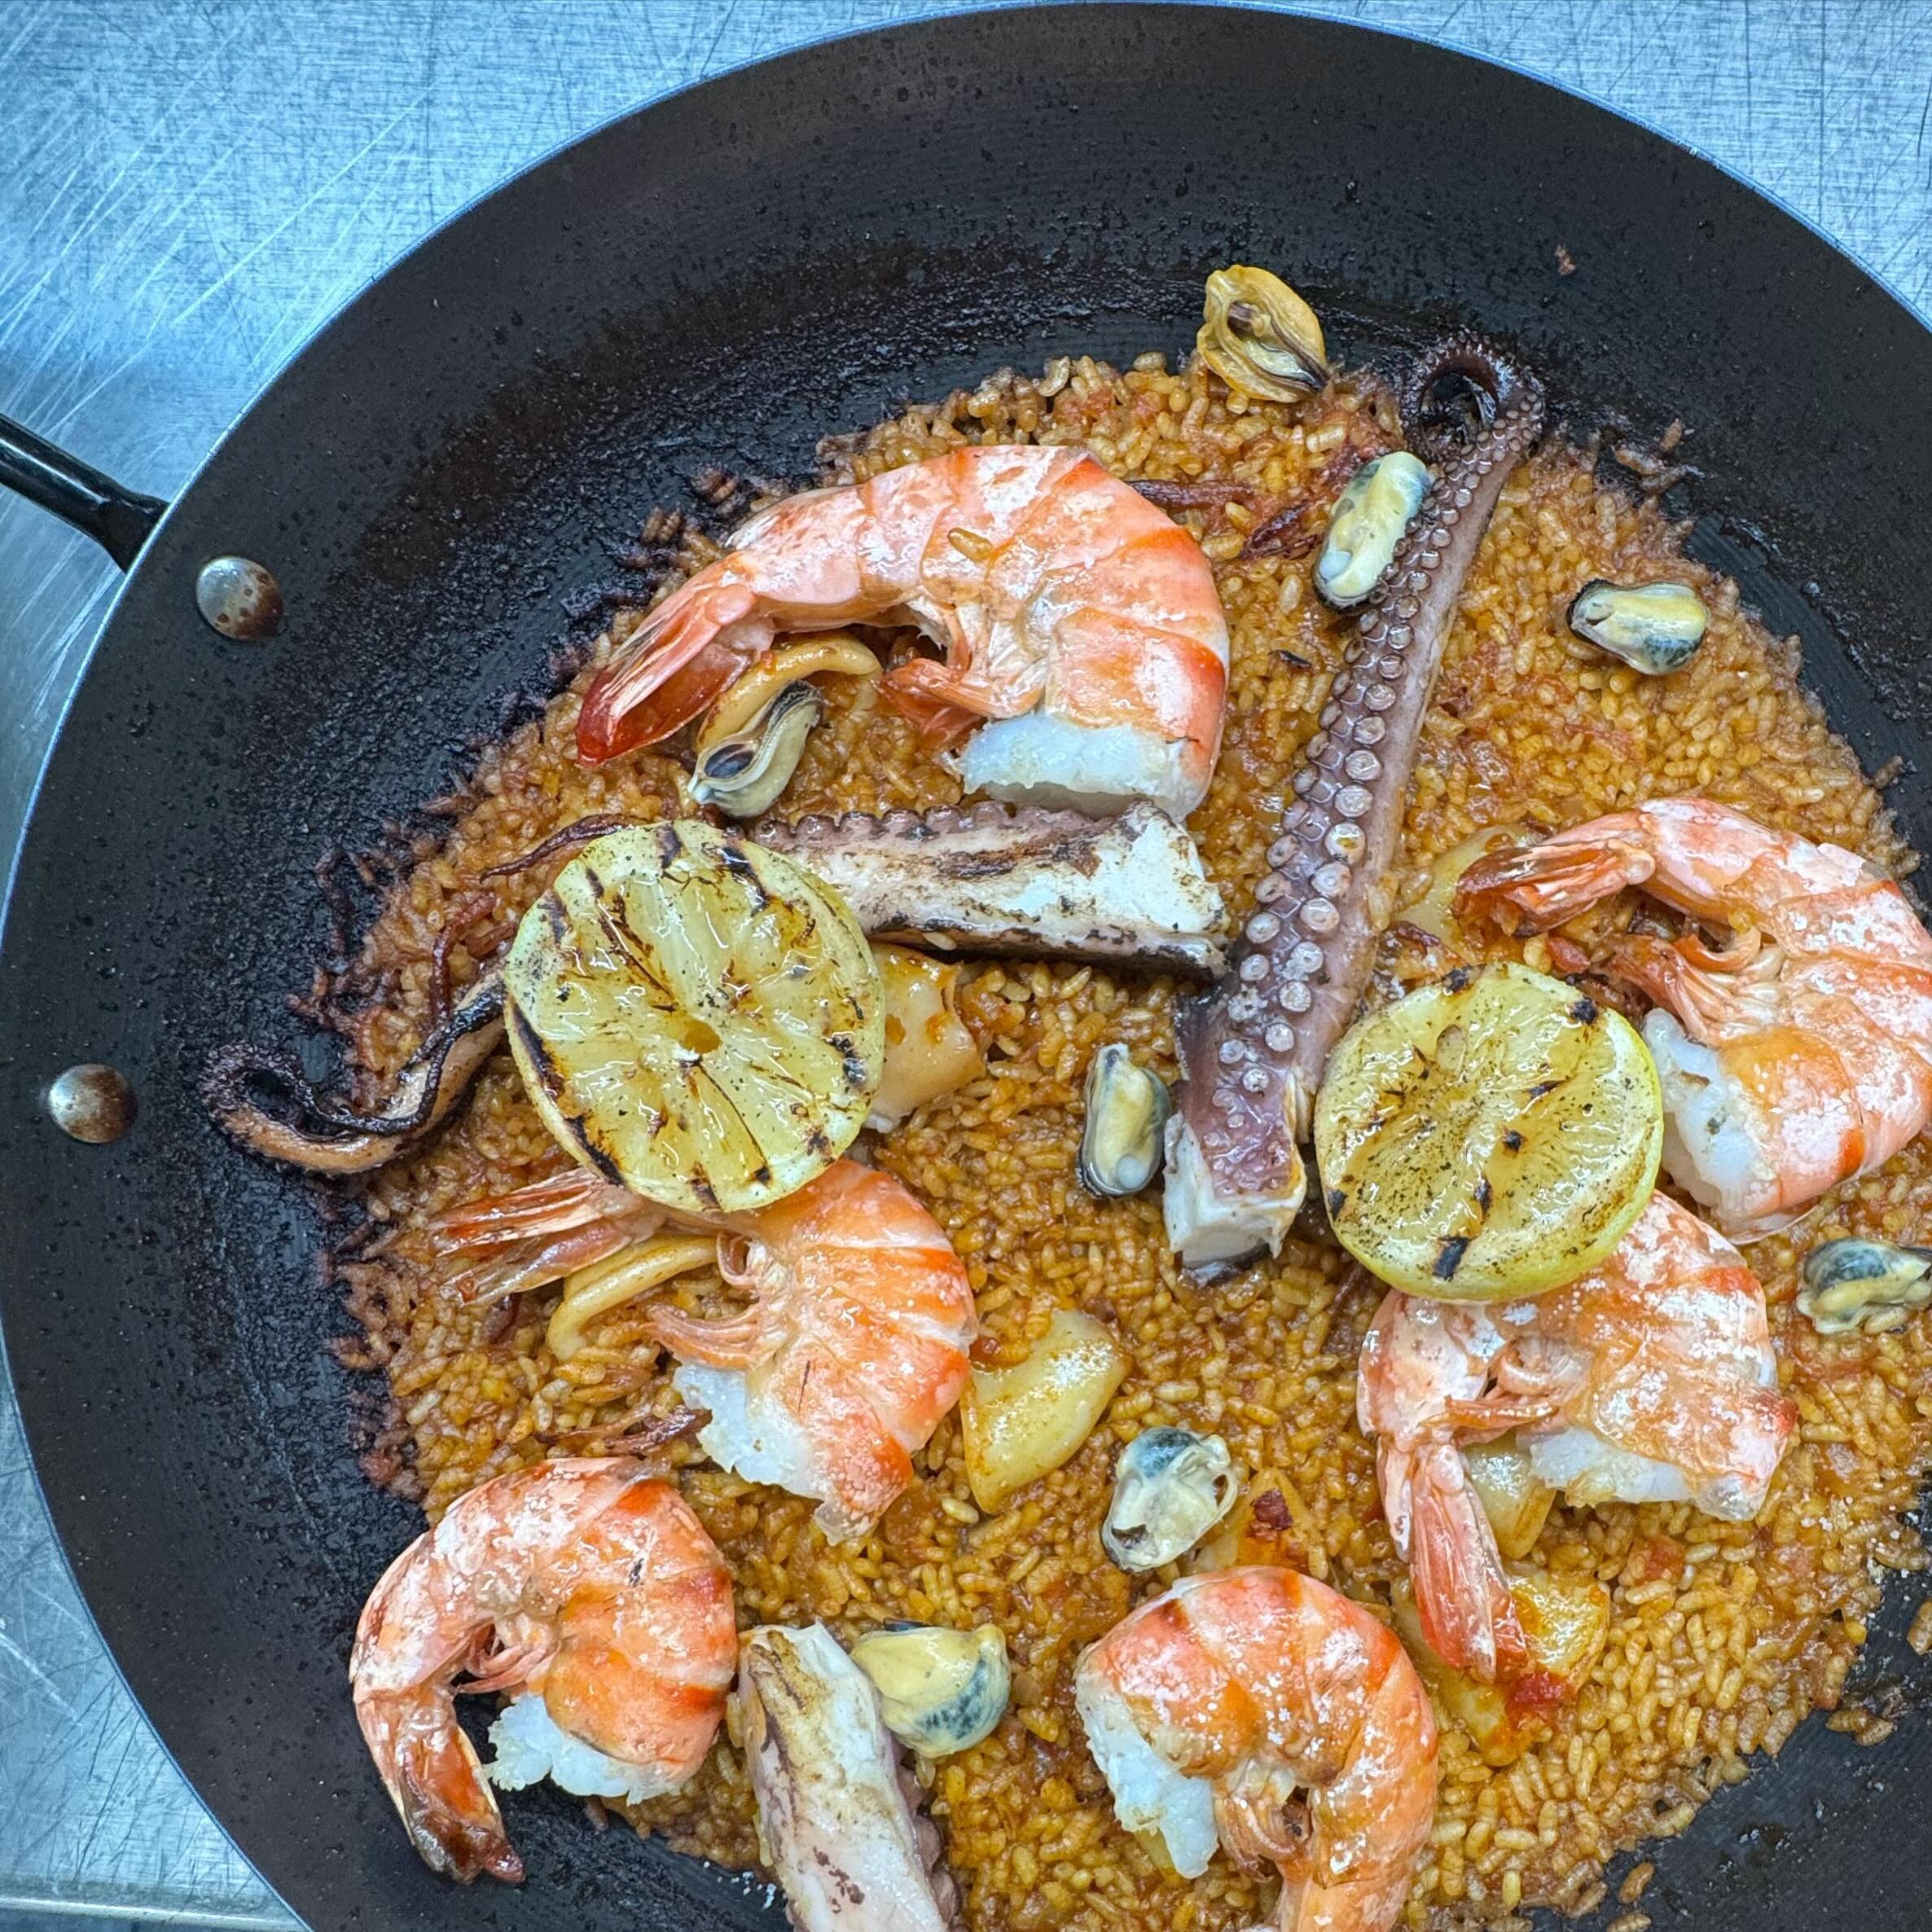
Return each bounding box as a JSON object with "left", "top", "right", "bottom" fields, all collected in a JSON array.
[{"left": 2, "top": 0, "right": 1930, "bottom": 1922}]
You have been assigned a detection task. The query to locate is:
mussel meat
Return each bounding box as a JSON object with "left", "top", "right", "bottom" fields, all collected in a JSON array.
[
  {"left": 848, "top": 1622, "right": 1011, "bottom": 1757},
  {"left": 1566, "top": 580, "right": 1709, "bottom": 676},
  {"left": 1460, "top": 1435, "right": 1555, "bottom": 1560},
  {"left": 1196, "top": 266, "right": 1329, "bottom": 402},
  {"left": 691, "top": 683, "right": 822, "bottom": 818},
  {"left": 1798, "top": 1236, "right": 1932, "bottom": 1335},
  {"left": 1078, "top": 1043, "right": 1170, "bottom": 1197},
  {"left": 1102, "top": 1427, "right": 1238, "bottom": 1572},
  {"left": 1314, "top": 450, "right": 1431, "bottom": 608},
  {"left": 690, "top": 634, "right": 880, "bottom": 817}
]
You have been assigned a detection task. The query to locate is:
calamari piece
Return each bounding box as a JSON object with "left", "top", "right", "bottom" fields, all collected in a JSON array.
[
  {"left": 735, "top": 1623, "right": 959, "bottom": 1932},
  {"left": 867, "top": 944, "right": 985, "bottom": 1130},
  {"left": 756, "top": 800, "right": 1228, "bottom": 977}
]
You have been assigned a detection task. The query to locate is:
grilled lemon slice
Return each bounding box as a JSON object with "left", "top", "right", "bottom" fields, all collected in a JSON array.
[
  {"left": 1313, "top": 963, "right": 1662, "bottom": 1299},
  {"left": 503, "top": 821, "right": 883, "bottom": 1214}
]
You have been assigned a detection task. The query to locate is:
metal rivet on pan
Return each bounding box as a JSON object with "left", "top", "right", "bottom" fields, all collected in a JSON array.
[
  {"left": 195, "top": 555, "right": 283, "bottom": 640},
  {"left": 46, "top": 1063, "right": 137, "bottom": 1144}
]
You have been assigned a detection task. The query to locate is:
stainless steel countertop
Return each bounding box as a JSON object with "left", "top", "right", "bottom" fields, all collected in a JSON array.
[{"left": 3, "top": 1, "right": 1930, "bottom": 1922}]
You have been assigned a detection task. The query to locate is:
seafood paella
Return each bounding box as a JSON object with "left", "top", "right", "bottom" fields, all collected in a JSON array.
[{"left": 205, "top": 266, "right": 1932, "bottom": 1930}]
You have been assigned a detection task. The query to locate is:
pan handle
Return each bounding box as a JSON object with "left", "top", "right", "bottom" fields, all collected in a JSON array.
[{"left": 0, "top": 411, "right": 167, "bottom": 570}]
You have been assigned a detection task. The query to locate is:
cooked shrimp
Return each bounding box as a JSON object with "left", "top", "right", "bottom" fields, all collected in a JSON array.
[
  {"left": 1358, "top": 1192, "right": 1796, "bottom": 1681},
  {"left": 575, "top": 443, "right": 1231, "bottom": 819},
  {"left": 652, "top": 1158, "right": 977, "bottom": 1541},
  {"left": 1075, "top": 1567, "right": 1438, "bottom": 1932},
  {"left": 349, "top": 1457, "right": 735, "bottom": 1882},
  {"left": 1456, "top": 796, "right": 1932, "bottom": 1234},
  {"left": 433, "top": 1158, "right": 977, "bottom": 1542}
]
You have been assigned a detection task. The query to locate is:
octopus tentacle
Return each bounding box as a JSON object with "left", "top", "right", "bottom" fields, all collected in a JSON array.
[
  {"left": 1164, "top": 334, "right": 1547, "bottom": 1270},
  {"left": 204, "top": 798, "right": 1231, "bottom": 1181},
  {"left": 202, "top": 968, "right": 506, "bottom": 1174},
  {"left": 754, "top": 800, "right": 1228, "bottom": 975}
]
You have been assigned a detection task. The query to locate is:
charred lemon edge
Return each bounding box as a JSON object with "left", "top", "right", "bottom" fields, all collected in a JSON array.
[
  {"left": 503, "top": 819, "right": 884, "bottom": 1214},
  {"left": 1311, "top": 961, "right": 1664, "bottom": 1301}
]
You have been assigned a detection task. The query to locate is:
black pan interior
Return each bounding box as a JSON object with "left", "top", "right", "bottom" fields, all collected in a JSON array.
[{"left": 3, "top": 9, "right": 1931, "bottom": 1930}]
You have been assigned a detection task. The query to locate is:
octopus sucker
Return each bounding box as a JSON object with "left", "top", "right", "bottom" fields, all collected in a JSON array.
[{"left": 1163, "top": 333, "right": 1548, "bottom": 1270}]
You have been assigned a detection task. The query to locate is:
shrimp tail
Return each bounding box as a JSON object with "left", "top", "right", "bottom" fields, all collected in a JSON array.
[
  {"left": 1456, "top": 828, "right": 1657, "bottom": 934},
  {"left": 1400, "top": 1440, "right": 1527, "bottom": 1683},
  {"left": 576, "top": 577, "right": 770, "bottom": 762},
  {"left": 431, "top": 1170, "right": 661, "bottom": 1304},
  {"left": 436, "top": 1227, "right": 637, "bottom": 1306},
  {"left": 356, "top": 1689, "right": 525, "bottom": 1884},
  {"left": 431, "top": 1170, "right": 645, "bottom": 1246}
]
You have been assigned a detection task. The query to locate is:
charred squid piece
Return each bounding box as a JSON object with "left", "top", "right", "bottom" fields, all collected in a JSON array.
[
  {"left": 201, "top": 968, "right": 505, "bottom": 1175},
  {"left": 1163, "top": 334, "right": 1548, "bottom": 1270},
  {"left": 753, "top": 800, "right": 1229, "bottom": 977},
  {"left": 734, "top": 1623, "right": 960, "bottom": 1932}
]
